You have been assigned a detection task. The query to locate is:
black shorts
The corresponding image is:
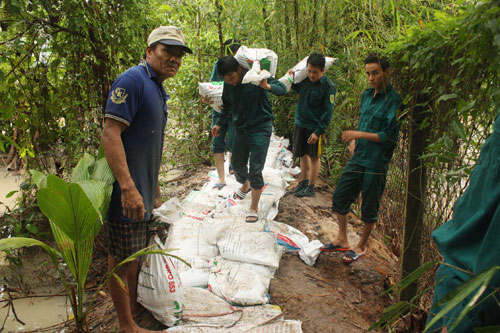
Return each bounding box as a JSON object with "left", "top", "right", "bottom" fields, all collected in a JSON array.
[
  {"left": 292, "top": 124, "right": 322, "bottom": 158},
  {"left": 106, "top": 220, "right": 149, "bottom": 261}
]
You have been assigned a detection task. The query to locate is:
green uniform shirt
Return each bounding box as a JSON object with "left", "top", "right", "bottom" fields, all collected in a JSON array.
[
  {"left": 217, "top": 76, "right": 287, "bottom": 132},
  {"left": 350, "top": 84, "right": 402, "bottom": 170},
  {"left": 291, "top": 75, "right": 336, "bottom": 135},
  {"left": 209, "top": 60, "right": 222, "bottom": 82}
]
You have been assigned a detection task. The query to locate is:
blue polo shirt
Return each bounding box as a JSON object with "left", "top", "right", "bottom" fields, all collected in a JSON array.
[{"left": 105, "top": 60, "right": 169, "bottom": 222}]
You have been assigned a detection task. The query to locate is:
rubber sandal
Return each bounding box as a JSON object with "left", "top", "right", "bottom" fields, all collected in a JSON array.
[
  {"left": 321, "top": 243, "right": 349, "bottom": 252},
  {"left": 342, "top": 250, "right": 365, "bottom": 264},
  {"left": 212, "top": 183, "right": 226, "bottom": 190},
  {"left": 233, "top": 188, "right": 250, "bottom": 200},
  {"left": 245, "top": 210, "right": 259, "bottom": 223}
]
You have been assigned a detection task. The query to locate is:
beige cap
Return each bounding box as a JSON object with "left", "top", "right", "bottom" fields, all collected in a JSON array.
[{"left": 147, "top": 26, "right": 192, "bottom": 54}]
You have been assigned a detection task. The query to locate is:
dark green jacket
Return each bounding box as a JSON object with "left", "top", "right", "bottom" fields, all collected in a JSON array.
[
  {"left": 291, "top": 75, "right": 336, "bottom": 135},
  {"left": 350, "top": 84, "right": 402, "bottom": 170},
  {"left": 431, "top": 112, "right": 500, "bottom": 329},
  {"left": 217, "top": 76, "right": 287, "bottom": 132}
]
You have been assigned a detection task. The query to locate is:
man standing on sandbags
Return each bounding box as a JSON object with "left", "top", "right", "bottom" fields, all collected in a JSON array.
[
  {"left": 212, "top": 55, "right": 287, "bottom": 223},
  {"left": 203, "top": 39, "right": 241, "bottom": 190},
  {"left": 101, "top": 26, "right": 191, "bottom": 332},
  {"left": 322, "top": 54, "right": 403, "bottom": 264}
]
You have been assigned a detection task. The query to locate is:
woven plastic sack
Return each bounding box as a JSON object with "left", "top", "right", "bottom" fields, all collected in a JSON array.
[
  {"left": 234, "top": 45, "right": 278, "bottom": 76},
  {"left": 291, "top": 56, "right": 337, "bottom": 83},
  {"left": 137, "top": 234, "right": 184, "bottom": 326},
  {"left": 198, "top": 81, "right": 224, "bottom": 112}
]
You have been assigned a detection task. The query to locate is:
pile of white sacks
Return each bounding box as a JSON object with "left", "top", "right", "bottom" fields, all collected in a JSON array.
[{"left": 144, "top": 134, "right": 324, "bottom": 332}]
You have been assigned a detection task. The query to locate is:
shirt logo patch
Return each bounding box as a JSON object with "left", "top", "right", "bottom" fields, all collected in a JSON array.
[
  {"left": 111, "top": 87, "right": 128, "bottom": 104},
  {"left": 330, "top": 94, "right": 335, "bottom": 104}
]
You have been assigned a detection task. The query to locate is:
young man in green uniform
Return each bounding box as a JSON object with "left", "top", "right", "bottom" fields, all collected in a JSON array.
[
  {"left": 287, "top": 53, "right": 336, "bottom": 197},
  {"left": 205, "top": 39, "right": 241, "bottom": 189},
  {"left": 426, "top": 112, "right": 500, "bottom": 332},
  {"left": 211, "top": 55, "right": 287, "bottom": 222},
  {"left": 323, "top": 54, "right": 403, "bottom": 264}
]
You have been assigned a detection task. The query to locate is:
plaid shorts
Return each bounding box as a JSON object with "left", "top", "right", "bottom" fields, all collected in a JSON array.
[{"left": 106, "top": 220, "right": 149, "bottom": 261}]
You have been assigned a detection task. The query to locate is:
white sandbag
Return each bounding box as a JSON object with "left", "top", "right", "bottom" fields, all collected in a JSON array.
[
  {"left": 179, "top": 287, "right": 242, "bottom": 327},
  {"left": 165, "top": 217, "right": 219, "bottom": 261},
  {"left": 241, "top": 60, "right": 272, "bottom": 86},
  {"left": 203, "top": 216, "right": 266, "bottom": 245},
  {"left": 176, "top": 257, "right": 212, "bottom": 288},
  {"left": 198, "top": 81, "right": 224, "bottom": 112},
  {"left": 278, "top": 73, "right": 293, "bottom": 92},
  {"left": 266, "top": 220, "right": 310, "bottom": 254},
  {"left": 208, "top": 257, "right": 276, "bottom": 305},
  {"left": 137, "top": 235, "right": 184, "bottom": 326},
  {"left": 217, "top": 231, "right": 283, "bottom": 268},
  {"left": 152, "top": 197, "right": 183, "bottom": 224},
  {"left": 234, "top": 45, "right": 278, "bottom": 76},
  {"left": 299, "top": 239, "right": 324, "bottom": 266},
  {"left": 291, "top": 56, "right": 337, "bottom": 84},
  {"left": 181, "top": 190, "right": 216, "bottom": 221}
]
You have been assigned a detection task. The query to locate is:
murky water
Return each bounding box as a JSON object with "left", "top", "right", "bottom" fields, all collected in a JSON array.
[
  {"left": 0, "top": 294, "right": 72, "bottom": 332},
  {"left": 0, "top": 170, "right": 23, "bottom": 214}
]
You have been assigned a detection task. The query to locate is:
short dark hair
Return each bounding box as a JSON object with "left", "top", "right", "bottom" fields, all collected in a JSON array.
[
  {"left": 143, "top": 41, "right": 161, "bottom": 59},
  {"left": 223, "top": 39, "right": 241, "bottom": 55},
  {"left": 364, "top": 53, "right": 389, "bottom": 71},
  {"left": 307, "top": 53, "right": 325, "bottom": 70},
  {"left": 217, "top": 55, "right": 240, "bottom": 77}
]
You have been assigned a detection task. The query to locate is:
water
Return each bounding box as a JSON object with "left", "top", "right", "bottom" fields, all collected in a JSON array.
[
  {"left": 0, "top": 170, "right": 22, "bottom": 214},
  {"left": 0, "top": 294, "right": 72, "bottom": 331}
]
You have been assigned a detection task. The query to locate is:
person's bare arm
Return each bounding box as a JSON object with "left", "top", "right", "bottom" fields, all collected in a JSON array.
[
  {"left": 101, "top": 118, "right": 145, "bottom": 221},
  {"left": 341, "top": 130, "right": 380, "bottom": 144},
  {"left": 154, "top": 185, "right": 162, "bottom": 209}
]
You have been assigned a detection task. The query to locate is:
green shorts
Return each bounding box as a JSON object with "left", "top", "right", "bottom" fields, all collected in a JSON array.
[
  {"left": 332, "top": 161, "right": 387, "bottom": 223},
  {"left": 211, "top": 110, "right": 235, "bottom": 153},
  {"left": 231, "top": 125, "right": 272, "bottom": 189}
]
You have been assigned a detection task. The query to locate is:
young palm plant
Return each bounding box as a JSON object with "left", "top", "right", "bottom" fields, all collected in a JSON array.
[{"left": 0, "top": 151, "right": 167, "bottom": 331}]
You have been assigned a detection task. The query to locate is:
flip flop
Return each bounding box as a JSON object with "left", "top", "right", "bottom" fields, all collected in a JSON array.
[
  {"left": 212, "top": 183, "right": 226, "bottom": 190},
  {"left": 245, "top": 210, "right": 259, "bottom": 223},
  {"left": 321, "top": 243, "right": 349, "bottom": 252},
  {"left": 342, "top": 250, "right": 365, "bottom": 264},
  {"left": 233, "top": 188, "right": 250, "bottom": 200}
]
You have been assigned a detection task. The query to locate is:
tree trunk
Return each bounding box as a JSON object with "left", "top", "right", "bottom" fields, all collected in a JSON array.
[
  {"left": 400, "top": 94, "right": 430, "bottom": 302},
  {"left": 215, "top": 0, "right": 224, "bottom": 57},
  {"left": 262, "top": 0, "right": 271, "bottom": 43}
]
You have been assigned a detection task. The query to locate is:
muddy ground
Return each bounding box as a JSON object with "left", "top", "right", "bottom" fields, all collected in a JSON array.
[{"left": 0, "top": 165, "right": 400, "bottom": 332}]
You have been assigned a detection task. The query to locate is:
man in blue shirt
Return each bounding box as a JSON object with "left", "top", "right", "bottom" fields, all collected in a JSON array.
[{"left": 101, "top": 26, "right": 191, "bottom": 332}]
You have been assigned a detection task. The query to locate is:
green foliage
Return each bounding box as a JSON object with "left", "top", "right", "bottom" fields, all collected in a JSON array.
[
  {"left": 0, "top": 0, "right": 154, "bottom": 170},
  {"left": 0, "top": 153, "right": 114, "bottom": 330},
  {"left": 371, "top": 262, "right": 500, "bottom": 332},
  {"left": 387, "top": 0, "right": 500, "bottom": 230}
]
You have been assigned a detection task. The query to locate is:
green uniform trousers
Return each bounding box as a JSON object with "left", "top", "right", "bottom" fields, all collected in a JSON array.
[
  {"left": 332, "top": 161, "right": 387, "bottom": 223},
  {"left": 231, "top": 125, "right": 272, "bottom": 190}
]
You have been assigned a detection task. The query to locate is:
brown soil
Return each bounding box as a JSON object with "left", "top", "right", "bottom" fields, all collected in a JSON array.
[{"left": 0, "top": 166, "right": 399, "bottom": 332}]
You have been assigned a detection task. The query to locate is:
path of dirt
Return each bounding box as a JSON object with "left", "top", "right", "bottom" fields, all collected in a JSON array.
[{"left": 0, "top": 166, "right": 399, "bottom": 332}]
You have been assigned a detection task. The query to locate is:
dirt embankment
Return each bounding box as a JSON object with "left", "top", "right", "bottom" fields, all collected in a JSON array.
[{"left": 0, "top": 166, "right": 399, "bottom": 332}]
